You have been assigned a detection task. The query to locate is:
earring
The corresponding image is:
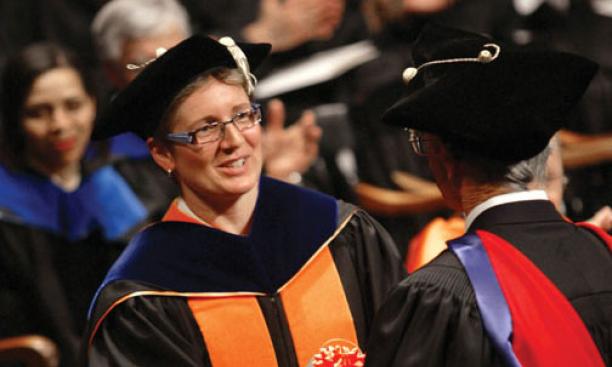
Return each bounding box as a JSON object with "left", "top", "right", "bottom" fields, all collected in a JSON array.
[{"left": 167, "top": 168, "right": 173, "bottom": 177}]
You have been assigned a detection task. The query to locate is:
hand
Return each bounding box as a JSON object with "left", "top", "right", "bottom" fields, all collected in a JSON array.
[
  {"left": 244, "top": 0, "right": 345, "bottom": 52},
  {"left": 587, "top": 205, "right": 612, "bottom": 232},
  {"left": 361, "top": 0, "right": 454, "bottom": 34},
  {"left": 262, "top": 99, "right": 322, "bottom": 183}
]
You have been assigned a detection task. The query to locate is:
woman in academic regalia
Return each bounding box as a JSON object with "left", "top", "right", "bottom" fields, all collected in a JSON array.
[
  {"left": 83, "top": 35, "right": 405, "bottom": 367},
  {"left": 0, "top": 43, "right": 153, "bottom": 367}
]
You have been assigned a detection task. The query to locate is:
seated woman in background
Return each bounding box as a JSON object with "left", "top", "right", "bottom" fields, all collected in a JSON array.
[
  {"left": 83, "top": 35, "right": 404, "bottom": 366},
  {"left": 0, "top": 43, "right": 154, "bottom": 367}
]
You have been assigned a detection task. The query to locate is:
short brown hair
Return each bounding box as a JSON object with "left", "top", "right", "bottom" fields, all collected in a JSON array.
[{"left": 155, "top": 67, "right": 248, "bottom": 140}]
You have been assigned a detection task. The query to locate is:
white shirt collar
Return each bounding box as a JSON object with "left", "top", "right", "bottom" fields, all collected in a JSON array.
[{"left": 464, "top": 190, "right": 549, "bottom": 230}]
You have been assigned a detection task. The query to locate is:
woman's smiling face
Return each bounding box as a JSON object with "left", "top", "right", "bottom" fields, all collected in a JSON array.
[
  {"left": 21, "top": 67, "right": 95, "bottom": 172},
  {"left": 164, "top": 77, "right": 263, "bottom": 202}
]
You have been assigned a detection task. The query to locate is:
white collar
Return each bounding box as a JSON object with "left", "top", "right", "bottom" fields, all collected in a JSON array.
[{"left": 464, "top": 190, "right": 549, "bottom": 230}]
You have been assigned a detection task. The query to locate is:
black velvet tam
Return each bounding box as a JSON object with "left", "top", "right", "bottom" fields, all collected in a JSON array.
[
  {"left": 383, "top": 24, "right": 598, "bottom": 163},
  {"left": 93, "top": 35, "right": 271, "bottom": 140}
]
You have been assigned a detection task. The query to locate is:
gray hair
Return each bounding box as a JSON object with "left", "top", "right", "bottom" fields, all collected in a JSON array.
[
  {"left": 92, "top": 0, "right": 191, "bottom": 62},
  {"left": 504, "top": 144, "right": 551, "bottom": 191},
  {"left": 445, "top": 138, "right": 551, "bottom": 190}
]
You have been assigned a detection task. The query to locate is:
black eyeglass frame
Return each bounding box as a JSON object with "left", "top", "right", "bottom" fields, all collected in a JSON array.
[{"left": 166, "top": 102, "right": 262, "bottom": 145}]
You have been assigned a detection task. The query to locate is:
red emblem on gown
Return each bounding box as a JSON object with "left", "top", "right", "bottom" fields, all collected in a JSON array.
[{"left": 309, "top": 339, "right": 365, "bottom": 367}]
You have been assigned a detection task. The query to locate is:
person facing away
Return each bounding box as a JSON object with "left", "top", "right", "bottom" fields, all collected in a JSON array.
[
  {"left": 82, "top": 35, "right": 405, "bottom": 366},
  {"left": 405, "top": 133, "right": 612, "bottom": 273},
  {"left": 365, "top": 24, "right": 612, "bottom": 366},
  {"left": 0, "top": 42, "right": 152, "bottom": 367}
]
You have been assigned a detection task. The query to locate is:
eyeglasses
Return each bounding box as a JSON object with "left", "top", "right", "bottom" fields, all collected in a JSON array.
[
  {"left": 407, "top": 129, "right": 438, "bottom": 156},
  {"left": 166, "top": 103, "right": 261, "bottom": 145}
]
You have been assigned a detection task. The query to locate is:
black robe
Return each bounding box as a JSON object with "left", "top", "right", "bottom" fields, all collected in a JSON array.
[
  {"left": 0, "top": 164, "right": 153, "bottom": 367},
  {"left": 84, "top": 177, "right": 405, "bottom": 366},
  {"left": 365, "top": 200, "right": 612, "bottom": 366}
]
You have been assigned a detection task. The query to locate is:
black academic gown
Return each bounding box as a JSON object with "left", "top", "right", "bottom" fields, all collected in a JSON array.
[
  {"left": 0, "top": 163, "right": 152, "bottom": 367},
  {"left": 84, "top": 177, "right": 405, "bottom": 367},
  {"left": 365, "top": 199, "right": 612, "bottom": 366}
]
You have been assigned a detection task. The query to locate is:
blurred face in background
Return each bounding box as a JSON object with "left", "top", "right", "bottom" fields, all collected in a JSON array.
[
  {"left": 110, "top": 26, "right": 186, "bottom": 89},
  {"left": 22, "top": 67, "right": 96, "bottom": 173}
]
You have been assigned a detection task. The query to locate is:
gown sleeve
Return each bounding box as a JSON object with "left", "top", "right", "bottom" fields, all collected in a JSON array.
[
  {"left": 87, "top": 293, "right": 210, "bottom": 367},
  {"left": 331, "top": 203, "right": 407, "bottom": 342},
  {"left": 347, "top": 207, "right": 407, "bottom": 313},
  {"left": 365, "top": 252, "right": 504, "bottom": 367}
]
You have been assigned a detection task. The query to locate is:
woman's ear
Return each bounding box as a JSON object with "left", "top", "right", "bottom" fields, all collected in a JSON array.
[{"left": 147, "top": 137, "right": 174, "bottom": 173}]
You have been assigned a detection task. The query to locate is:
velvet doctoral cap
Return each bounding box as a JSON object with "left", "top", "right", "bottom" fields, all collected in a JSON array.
[
  {"left": 93, "top": 35, "right": 271, "bottom": 140},
  {"left": 382, "top": 24, "right": 598, "bottom": 163}
]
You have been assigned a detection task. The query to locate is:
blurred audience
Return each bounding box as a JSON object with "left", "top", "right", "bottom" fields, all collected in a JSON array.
[
  {"left": 242, "top": 0, "right": 346, "bottom": 53},
  {"left": 545, "top": 1, "right": 612, "bottom": 222},
  {"left": 183, "top": 0, "right": 360, "bottom": 56},
  {"left": 0, "top": 0, "right": 102, "bottom": 73},
  {"left": 0, "top": 42, "right": 152, "bottom": 367},
  {"left": 93, "top": 0, "right": 191, "bottom": 90},
  {"left": 346, "top": 0, "right": 455, "bottom": 250}
]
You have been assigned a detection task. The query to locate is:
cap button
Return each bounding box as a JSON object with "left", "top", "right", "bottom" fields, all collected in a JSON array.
[
  {"left": 478, "top": 49, "right": 493, "bottom": 63},
  {"left": 402, "top": 67, "right": 418, "bottom": 84}
]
